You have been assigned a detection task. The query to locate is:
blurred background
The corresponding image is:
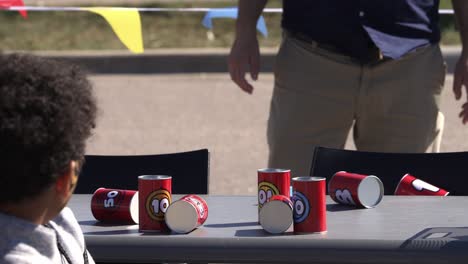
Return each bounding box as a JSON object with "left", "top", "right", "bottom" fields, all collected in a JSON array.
[
  {"left": 2, "top": 0, "right": 467, "bottom": 195},
  {"left": 6, "top": 0, "right": 460, "bottom": 50}
]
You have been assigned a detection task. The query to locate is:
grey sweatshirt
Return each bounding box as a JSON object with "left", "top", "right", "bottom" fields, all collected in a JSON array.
[{"left": 0, "top": 207, "right": 95, "bottom": 264}]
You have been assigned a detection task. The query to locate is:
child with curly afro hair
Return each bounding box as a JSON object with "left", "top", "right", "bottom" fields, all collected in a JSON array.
[{"left": 0, "top": 53, "right": 97, "bottom": 264}]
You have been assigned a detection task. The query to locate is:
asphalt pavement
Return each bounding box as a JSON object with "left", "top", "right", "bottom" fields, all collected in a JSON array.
[{"left": 55, "top": 46, "right": 468, "bottom": 195}]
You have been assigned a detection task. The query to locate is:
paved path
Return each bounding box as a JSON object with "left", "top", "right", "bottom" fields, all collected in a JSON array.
[{"left": 86, "top": 72, "right": 468, "bottom": 195}]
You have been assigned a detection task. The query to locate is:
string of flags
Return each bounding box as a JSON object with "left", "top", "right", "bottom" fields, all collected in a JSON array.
[
  {"left": 85, "top": 7, "right": 144, "bottom": 53},
  {"left": 202, "top": 7, "right": 268, "bottom": 37},
  {"left": 0, "top": 1, "right": 455, "bottom": 54},
  {"left": 0, "top": 0, "right": 27, "bottom": 17}
]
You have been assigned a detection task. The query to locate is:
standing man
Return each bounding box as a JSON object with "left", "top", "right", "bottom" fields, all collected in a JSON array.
[
  {"left": 229, "top": 0, "right": 468, "bottom": 176},
  {"left": 0, "top": 54, "right": 97, "bottom": 263}
]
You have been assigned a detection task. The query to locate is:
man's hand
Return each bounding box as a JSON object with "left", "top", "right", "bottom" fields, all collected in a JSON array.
[
  {"left": 228, "top": 33, "right": 260, "bottom": 94},
  {"left": 228, "top": 0, "right": 267, "bottom": 94},
  {"left": 454, "top": 53, "right": 468, "bottom": 124},
  {"left": 452, "top": 0, "right": 468, "bottom": 124}
]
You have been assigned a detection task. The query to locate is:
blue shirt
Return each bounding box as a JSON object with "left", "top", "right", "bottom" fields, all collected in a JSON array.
[{"left": 282, "top": 0, "right": 440, "bottom": 61}]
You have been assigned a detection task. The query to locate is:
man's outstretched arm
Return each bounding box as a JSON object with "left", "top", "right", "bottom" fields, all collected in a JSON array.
[{"left": 228, "top": 0, "right": 268, "bottom": 94}]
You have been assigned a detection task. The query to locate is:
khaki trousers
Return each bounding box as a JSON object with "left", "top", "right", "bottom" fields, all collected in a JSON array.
[{"left": 267, "top": 34, "right": 446, "bottom": 176}]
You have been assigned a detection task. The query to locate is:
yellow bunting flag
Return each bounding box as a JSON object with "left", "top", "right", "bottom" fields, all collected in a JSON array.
[{"left": 86, "top": 7, "right": 144, "bottom": 54}]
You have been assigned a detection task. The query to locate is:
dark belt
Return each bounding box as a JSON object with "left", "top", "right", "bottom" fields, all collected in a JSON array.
[{"left": 287, "top": 31, "right": 386, "bottom": 64}]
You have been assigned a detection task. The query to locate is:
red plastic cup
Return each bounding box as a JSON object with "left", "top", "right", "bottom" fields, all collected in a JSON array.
[
  {"left": 292, "top": 177, "right": 327, "bottom": 234},
  {"left": 259, "top": 194, "right": 293, "bottom": 234},
  {"left": 329, "top": 171, "right": 384, "bottom": 208},
  {"left": 257, "top": 168, "right": 291, "bottom": 219},
  {"left": 165, "top": 194, "right": 209, "bottom": 234},
  {"left": 395, "top": 174, "right": 449, "bottom": 196},
  {"left": 138, "top": 175, "right": 172, "bottom": 232},
  {"left": 91, "top": 188, "right": 139, "bottom": 224}
]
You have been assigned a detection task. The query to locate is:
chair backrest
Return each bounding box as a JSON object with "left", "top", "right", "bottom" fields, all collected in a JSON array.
[
  {"left": 310, "top": 147, "right": 468, "bottom": 195},
  {"left": 75, "top": 149, "right": 209, "bottom": 194}
]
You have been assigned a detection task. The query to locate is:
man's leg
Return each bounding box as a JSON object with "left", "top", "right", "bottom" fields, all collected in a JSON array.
[
  {"left": 267, "top": 35, "right": 361, "bottom": 176},
  {"left": 354, "top": 45, "right": 446, "bottom": 152}
]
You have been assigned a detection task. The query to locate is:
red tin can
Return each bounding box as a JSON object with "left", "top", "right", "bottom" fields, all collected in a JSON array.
[
  {"left": 395, "top": 174, "right": 449, "bottom": 196},
  {"left": 292, "top": 177, "right": 327, "bottom": 234},
  {"left": 257, "top": 168, "right": 291, "bottom": 218},
  {"left": 91, "top": 188, "right": 139, "bottom": 224},
  {"left": 138, "top": 175, "right": 172, "bottom": 232},
  {"left": 329, "top": 171, "right": 384, "bottom": 208},
  {"left": 165, "top": 194, "right": 209, "bottom": 234},
  {"left": 259, "top": 194, "right": 293, "bottom": 234}
]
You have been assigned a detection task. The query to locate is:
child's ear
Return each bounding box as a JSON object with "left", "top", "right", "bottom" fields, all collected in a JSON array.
[{"left": 55, "top": 161, "right": 78, "bottom": 197}]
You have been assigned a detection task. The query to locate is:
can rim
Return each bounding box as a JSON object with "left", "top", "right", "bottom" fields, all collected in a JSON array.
[
  {"left": 138, "top": 175, "right": 172, "bottom": 180},
  {"left": 292, "top": 176, "right": 325, "bottom": 182},
  {"left": 269, "top": 194, "right": 293, "bottom": 208},
  {"left": 258, "top": 168, "right": 291, "bottom": 173},
  {"left": 259, "top": 200, "right": 293, "bottom": 234},
  {"left": 165, "top": 199, "right": 198, "bottom": 234},
  {"left": 357, "top": 175, "right": 384, "bottom": 208},
  {"left": 130, "top": 192, "right": 139, "bottom": 224}
]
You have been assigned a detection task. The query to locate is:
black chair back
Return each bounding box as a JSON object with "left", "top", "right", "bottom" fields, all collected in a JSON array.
[
  {"left": 75, "top": 149, "right": 209, "bottom": 194},
  {"left": 310, "top": 147, "right": 468, "bottom": 195}
]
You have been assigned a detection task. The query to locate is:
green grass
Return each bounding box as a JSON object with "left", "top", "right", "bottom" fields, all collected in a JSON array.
[{"left": 0, "top": 0, "right": 460, "bottom": 51}]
